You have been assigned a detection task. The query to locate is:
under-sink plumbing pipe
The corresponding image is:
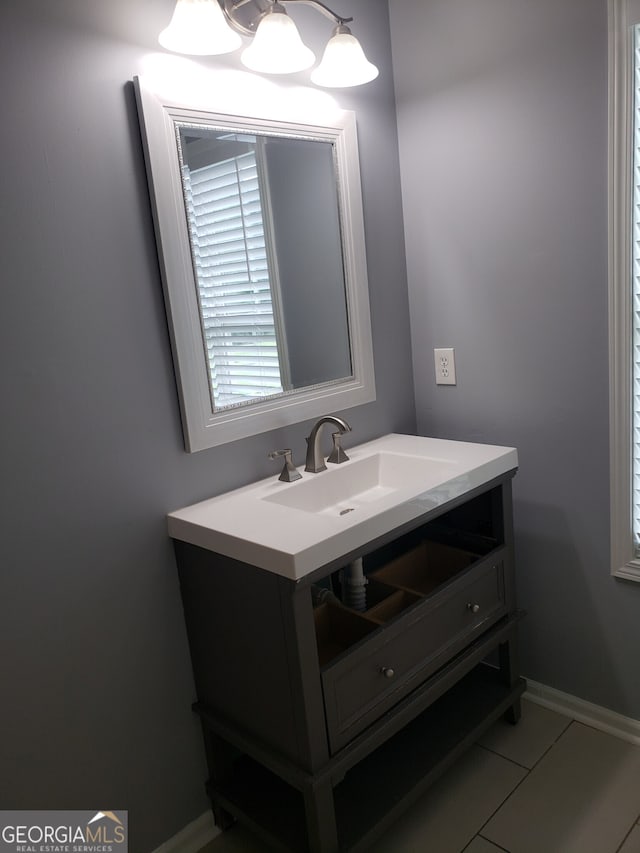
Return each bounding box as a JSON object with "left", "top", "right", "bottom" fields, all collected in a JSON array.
[
  {"left": 311, "top": 584, "right": 342, "bottom": 608},
  {"left": 343, "top": 557, "right": 368, "bottom": 611}
]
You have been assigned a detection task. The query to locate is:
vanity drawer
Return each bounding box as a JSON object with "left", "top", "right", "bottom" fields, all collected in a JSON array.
[{"left": 321, "top": 553, "right": 506, "bottom": 753}]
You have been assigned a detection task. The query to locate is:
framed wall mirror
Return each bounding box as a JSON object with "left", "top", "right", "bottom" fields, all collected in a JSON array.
[{"left": 134, "top": 75, "right": 375, "bottom": 452}]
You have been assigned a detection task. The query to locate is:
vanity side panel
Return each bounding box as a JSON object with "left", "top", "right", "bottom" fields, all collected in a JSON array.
[
  {"left": 278, "top": 578, "right": 331, "bottom": 773},
  {"left": 500, "top": 478, "right": 517, "bottom": 612},
  {"left": 175, "top": 541, "right": 301, "bottom": 764}
]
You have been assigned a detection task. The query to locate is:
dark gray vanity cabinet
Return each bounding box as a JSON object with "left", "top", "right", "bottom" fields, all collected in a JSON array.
[{"left": 174, "top": 470, "right": 525, "bottom": 853}]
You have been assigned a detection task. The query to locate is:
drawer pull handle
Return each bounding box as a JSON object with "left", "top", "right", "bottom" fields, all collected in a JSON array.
[
  {"left": 466, "top": 603, "right": 480, "bottom": 613},
  {"left": 380, "top": 667, "right": 395, "bottom": 679}
]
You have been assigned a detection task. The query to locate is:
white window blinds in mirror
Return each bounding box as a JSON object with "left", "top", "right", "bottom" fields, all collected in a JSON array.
[{"left": 181, "top": 147, "right": 285, "bottom": 409}]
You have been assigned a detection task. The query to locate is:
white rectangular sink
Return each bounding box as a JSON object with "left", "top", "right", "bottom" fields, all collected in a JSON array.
[
  {"left": 168, "top": 434, "right": 518, "bottom": 580},
  {"left": 263, "top": 452, "right": 457, "bottom": 516}
]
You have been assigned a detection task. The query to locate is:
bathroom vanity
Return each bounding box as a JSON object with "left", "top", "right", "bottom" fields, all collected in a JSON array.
[{"left": 169, "top": 434, "right": 525, "bottom": 852}]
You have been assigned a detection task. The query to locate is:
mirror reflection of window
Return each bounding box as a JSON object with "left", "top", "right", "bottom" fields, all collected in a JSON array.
[
  {"left": 178, "top": 123, "right": 352, "bottom": 414},
  {"left": 180, "top": 129, "right": 288, "bottom": 410}
]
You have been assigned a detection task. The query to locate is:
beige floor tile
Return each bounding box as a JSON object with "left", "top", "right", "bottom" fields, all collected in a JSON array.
[
  {"left": 366, "top": 744, "right": 526, "bottom": 853},
  {"left": 619, "top": 826, "right": 640, "bottom": 853},
  {"left": 464, "top": 836, "right": 508, "bottom": 852},
  {"left": 477, "top": 698, "right": 571, "bottom": 769},
  {"left": 482, "top": 722, "right": 640, "bottom": 853}
]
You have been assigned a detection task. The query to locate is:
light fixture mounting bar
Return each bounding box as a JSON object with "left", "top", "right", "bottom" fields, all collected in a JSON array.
[
  {"left": 222, "top": 0, "right": 353, "bottom": 36},
  {"left": 282, "top": 0, "right": 353, "bottom": 26}
]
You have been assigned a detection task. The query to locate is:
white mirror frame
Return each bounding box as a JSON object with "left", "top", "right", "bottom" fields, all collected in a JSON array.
[{"left": 134, "top": 75, "right": 375, "bottom": 452}]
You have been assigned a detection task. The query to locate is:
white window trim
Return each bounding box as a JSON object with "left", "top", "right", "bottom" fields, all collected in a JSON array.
[{"left": 609, "top": 0, "right": 640, "bottom": 580}]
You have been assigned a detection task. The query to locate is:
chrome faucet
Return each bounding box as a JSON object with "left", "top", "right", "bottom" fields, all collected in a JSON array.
[{"left": 304, "top": 416, "right": 352, "bottom": 473}]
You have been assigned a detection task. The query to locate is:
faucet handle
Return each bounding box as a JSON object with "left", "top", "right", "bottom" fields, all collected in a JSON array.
[
  {"left": 327, "top": 432, "right": 349, "bottom": 464},
  {"left": 268, "top": 448, "right": 302, "bottom": 483}
]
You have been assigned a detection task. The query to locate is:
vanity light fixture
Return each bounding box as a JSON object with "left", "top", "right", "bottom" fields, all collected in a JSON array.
[
  {"left": 159, "top": 0, "right": 242, "bottom": 55},
  {"left": 158, "top": 0, "right": 379, "bottom": 87},
  {"left": 241, "top": 1, "right": 315, "bottom": 73},
  {"left": 311, "top": 22, "right": 378, "bottom": 87}
]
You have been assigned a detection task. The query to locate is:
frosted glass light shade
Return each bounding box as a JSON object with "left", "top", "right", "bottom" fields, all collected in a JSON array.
[
  {"left": 241, "top": 4, "right": 315, "bottom": 74},
  {"left": 159, "top": 0, "right": 242, "bottom": 56},
  {"left": 311, "top": 25, "right": 378, "bottom": 88}
]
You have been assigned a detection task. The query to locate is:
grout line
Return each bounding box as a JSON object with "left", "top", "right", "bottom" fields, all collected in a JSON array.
[
  {"left": 476, "top": 702, "right": 572, "bottom": 773},
  {"left": 477, "top": 833, "right": 511, "bottom": 852},
  {"left": 460, "top": 829, "right": 511, "bottom": 852},
  {"left": 519, "top": 713, "right": 574, "bottom": 770},
  {"left": 474, "top": 713, "right": 639, "bottom": 853},
  {"left": 473, "top": 752, "right": 531, "bottom": 842},
  {"left": 614, "top": 819, "right": 640, "bottom": 853},
  {"left": 476, "top": 742, "right": 530, "bottom": 772},
  {"left": 473, "top": 714, "right": 580, "bottom": 846},
  {"left": 526, "top": 718, "right": 574, "bottom": 771}
]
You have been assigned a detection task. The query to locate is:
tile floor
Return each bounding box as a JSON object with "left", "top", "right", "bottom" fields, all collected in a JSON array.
[{"left": 198, "top": 699, "right": 640, "bottom": 853}]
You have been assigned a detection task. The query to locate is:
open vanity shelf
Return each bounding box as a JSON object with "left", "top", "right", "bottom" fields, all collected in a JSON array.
[{"left": 173, "top": 468, "right": 524, "bottom": 853}]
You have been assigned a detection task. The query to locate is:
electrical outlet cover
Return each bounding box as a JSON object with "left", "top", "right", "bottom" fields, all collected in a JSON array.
[{"left": 434, "top": 348, "right": 456, "bottom": 385}]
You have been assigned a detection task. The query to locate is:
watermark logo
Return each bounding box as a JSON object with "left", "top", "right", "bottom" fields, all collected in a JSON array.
[{"left": 0, "top": 811, "right": 128, "bottom": 853}]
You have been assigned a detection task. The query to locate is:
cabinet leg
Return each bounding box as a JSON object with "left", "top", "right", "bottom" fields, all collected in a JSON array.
[
  {"left": 303, "top": 782, "right": 339, "bottom": 853},
  {"left": 504, "top": 698, "right": 522, "bottom": 725},
  {"left": 498, "top": 636, "right": 518, "bottom": 685},
  {"left": 200, "top": 724, "right": 237, "bottom": 831},
  {"left": 498, "top": 635, "right": 521, "bottom": 725},
  {"left": 211, "top": 803, "right": 235, "bottom": 831}
]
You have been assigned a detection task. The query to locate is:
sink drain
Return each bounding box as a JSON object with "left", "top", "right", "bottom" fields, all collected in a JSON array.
[{"left": 339, "top": 507, "right": 355, "bottom": 516}]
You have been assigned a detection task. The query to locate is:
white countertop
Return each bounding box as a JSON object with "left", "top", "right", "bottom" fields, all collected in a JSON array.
[{"left": 168, "top": 434, "right": 518, "bottom": 580}]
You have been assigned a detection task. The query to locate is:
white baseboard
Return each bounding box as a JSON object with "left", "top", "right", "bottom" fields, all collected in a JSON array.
[
  {"left": 524, "top": 679, "right": 640, "bottom": 746},
  {"left": 152, "top": 811, "right": 220, "bottom": 853}
]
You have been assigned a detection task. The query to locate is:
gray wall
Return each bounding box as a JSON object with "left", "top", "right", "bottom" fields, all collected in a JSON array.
[
  {"left": 390, "top": 0, "right": 640, "bottom": 719},
  {"left": 0, "top": 1, "right": 414, "bottom": 850}
]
